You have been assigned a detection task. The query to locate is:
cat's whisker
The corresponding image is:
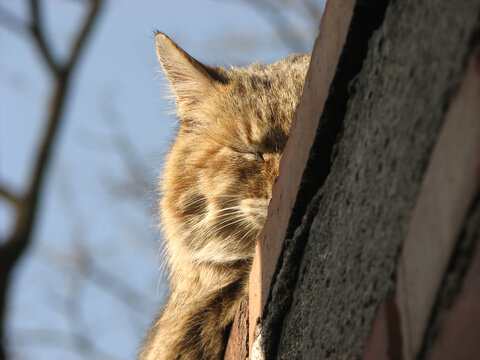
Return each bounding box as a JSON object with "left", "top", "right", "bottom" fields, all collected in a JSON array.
[
  {"left": 237, "top": 224, "right": 261, "bottom": 246},
  {"left": 228, "top": 214, "right": 257, "bottom": 239},
  {"left": 163, "top": 205, "right": 259, "bottom": 255},
  {"left": 210, "top": 219, "right": 255, "bottom": 250},
  {"left": 179, "top": 209, "right": 240, "bottom": 237},
  {"left": 188, "top": 215, "right": 244, "bottom": 250},
  {"left": 178, "top": 208, "right": 241, "bottom": 232},
  {"left": 166, "top": 197, "right": 241, "bottom": 218},
  {"left": 209, "top": 215, "right": 248, "bottom": 234},
  {"left": 188, "top": 215, "right": 250, "bottom": 252}
]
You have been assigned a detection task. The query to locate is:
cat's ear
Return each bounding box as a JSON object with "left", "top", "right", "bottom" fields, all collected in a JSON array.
[{"left": 155, "top": 32, "right": 227, "bottom": 115}]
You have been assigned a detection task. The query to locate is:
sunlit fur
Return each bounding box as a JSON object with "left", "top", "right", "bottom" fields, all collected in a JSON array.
[{"left": 139, "top": 32, "right": 310, "bottom": 360}]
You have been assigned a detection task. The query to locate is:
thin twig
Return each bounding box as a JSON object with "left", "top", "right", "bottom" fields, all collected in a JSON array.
[
  {"left": 0, "top": 184, "right": 20, "bottom": 205},
  {"left": 28, "top": 0, "right": 59, "bottom": 76},
  {"left": 65, "top": 0, "right": 102, "bottom": 72}
]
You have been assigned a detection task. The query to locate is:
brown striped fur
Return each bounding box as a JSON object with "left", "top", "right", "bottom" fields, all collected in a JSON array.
[{"left": 139, "top": 32, "right": 309, "bottom": 360}]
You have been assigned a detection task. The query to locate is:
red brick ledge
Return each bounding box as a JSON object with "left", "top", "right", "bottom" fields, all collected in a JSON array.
[
  {"left": 248, "top": 0, "right": 357, "bottom": 355},
  {"left": 224, "top": 1, "right": 357, "bottom": 358}
]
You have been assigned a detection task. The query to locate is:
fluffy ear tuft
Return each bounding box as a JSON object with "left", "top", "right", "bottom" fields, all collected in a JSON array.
[{"left": 155, "top": 32, "right": 226, "bottom": 116}]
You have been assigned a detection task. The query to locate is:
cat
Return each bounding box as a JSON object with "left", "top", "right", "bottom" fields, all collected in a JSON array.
[{"left": 139, "top": 32, "right": 310, "bottom": 360}]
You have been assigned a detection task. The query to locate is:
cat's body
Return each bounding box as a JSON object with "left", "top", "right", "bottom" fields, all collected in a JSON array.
[{"left": 139, "top": 32, "right": 309, "bottom": 360}]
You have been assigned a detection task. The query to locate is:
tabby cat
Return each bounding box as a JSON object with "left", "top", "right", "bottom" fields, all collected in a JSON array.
[{"left": 139, "top": 32, "right": 309, "bottom": 360}]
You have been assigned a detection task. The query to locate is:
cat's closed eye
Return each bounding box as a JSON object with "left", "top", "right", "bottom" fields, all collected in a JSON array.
[{"left": 240, "top": 152, "right": 265, "bottom": 162}]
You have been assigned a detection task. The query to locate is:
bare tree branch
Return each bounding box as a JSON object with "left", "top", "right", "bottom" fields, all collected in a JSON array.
[
  {"left": 28, "top": 0, "right": 59, "bottom": 76},
  {"left": 0, "top": 1, "right": 104, "bottom": 359},
  {"left": 0, "top": 185, "right": 20, "bottom": 206},
  {"left": 65, "top": 0, "right": 102, "bottom": 72},
  {"left": 27, "top": 0, "right": 103, "bottom": 205}
]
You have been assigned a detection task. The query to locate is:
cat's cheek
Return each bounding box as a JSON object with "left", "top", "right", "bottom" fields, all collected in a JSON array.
[{"left": 239, "top": 198, "right": 269, "bottom": 228}]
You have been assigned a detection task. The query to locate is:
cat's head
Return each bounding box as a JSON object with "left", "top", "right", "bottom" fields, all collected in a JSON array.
[{"left": 155, "top": 32, "right": 309, "bottom": 264}]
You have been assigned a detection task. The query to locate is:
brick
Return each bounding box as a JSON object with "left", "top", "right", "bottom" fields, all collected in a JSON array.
[
  {"left": 364, "top": 47, "right": 480, "bottom": 360},
  {"left": 429, "top": 234, "right": 480, "bottom": 360},
  {"left": 224, "top": 297, "right": 249, "bottom": 360},
  {"left": 395, "top": 47, "right": 480, "bottom": 359}
]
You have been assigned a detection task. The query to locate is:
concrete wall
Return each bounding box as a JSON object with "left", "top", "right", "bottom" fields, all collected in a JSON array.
[{"left": 225, "top": 1, "right": 480, "bottom": 359}]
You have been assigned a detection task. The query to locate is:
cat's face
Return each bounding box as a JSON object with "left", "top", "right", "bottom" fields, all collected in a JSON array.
[{"left": 156, "top": 33, "right": 309, "bottom": 265}]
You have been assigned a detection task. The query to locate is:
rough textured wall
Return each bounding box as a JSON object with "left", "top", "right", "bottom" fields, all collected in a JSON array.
[{"left": 257, "top": 1, "right": 480, "bottom": 359}]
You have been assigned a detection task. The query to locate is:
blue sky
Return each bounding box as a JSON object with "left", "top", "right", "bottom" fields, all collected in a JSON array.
[{"left": 0, "top": 1, "right": 323, "bottom": 358}]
